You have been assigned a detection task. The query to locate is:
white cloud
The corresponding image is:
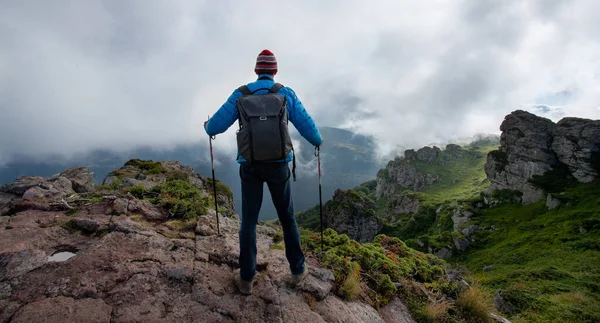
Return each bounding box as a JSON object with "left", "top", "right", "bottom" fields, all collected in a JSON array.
[{"left": 0, "top": 0, "right": 599, "bottom": 164}]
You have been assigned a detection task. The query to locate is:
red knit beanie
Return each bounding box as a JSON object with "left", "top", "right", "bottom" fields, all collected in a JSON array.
[{"left": 254, "top": 49, "right": 278, "bottom": 75}]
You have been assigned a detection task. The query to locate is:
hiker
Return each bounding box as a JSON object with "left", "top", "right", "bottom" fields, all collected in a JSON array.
[{"left": 204, "top": 49, "right": 323, "bottom": 295}]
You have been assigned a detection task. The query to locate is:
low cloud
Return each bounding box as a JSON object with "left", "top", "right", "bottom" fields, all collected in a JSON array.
[{"left": 1, "top": 0, "right": 599, "bottom": 165}]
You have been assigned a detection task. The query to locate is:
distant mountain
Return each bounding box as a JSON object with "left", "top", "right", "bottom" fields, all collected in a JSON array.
[{"left": 0, "top": 127, "right": 386, "bottom": 220}]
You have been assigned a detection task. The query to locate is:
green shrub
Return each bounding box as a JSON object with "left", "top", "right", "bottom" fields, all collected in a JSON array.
[
  {"left": 167, "top": 170, "right": 189, "bottom": 182},
  {"left": 150, "top": 180, "right": 208, "bottom": 219},
  {"left": 127, "top": 185, "right": 147, "bottom": 199},
  {"left": 124, "top": 159, "right": 164, "bottom": 174},
  {"left": 206, "top": 178, "right": 234, "bottom": 200}
]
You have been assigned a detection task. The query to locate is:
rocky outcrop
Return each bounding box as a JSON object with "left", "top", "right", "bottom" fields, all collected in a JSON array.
[
  {"left": 0, "top": 166, "right": 416, "bottom": 323},
  {"left": 324, "top": 189, "right": 383, "bottom": 243},
  {"left": 552, "top": 117, "right": 600, "bottom": 183},
  {"left": 376, "top": 162, "right": 425, "bottom": 198},
  {"left": 375, "top": 145, "right": 448, "bottom": 198},
  {"left": 485, "top": 110, "right": 600, "bottom": 204},
  {"left": 59, "top": 167, "right": 95, "bottom": 193},
  {"left": 388, "top": 192, "right": 420, "bottom": 215}
]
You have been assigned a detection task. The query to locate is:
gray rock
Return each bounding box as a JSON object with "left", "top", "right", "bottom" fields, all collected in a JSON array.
[
  {"left": 434, "top": 247, "right": 453, "bottom": 260},
  {"left": 388, "top": 192, "right": 420, "bottom": 215},
  {"left": 490, "top": 313, "right": 513, "bottom": 323},
  {"left": 21, "top": 187, "right": 47, "bottom": 200},
  {"left": 451, "top": 206, "right": 474, "bottom": 231},
  {"left": 452, "top": 236, "right": 470, "bottom": 252},
  {"left": 59, "top": 167, "right": 95, "bottom": 193},
  {"left": 483, "top": 265, "right": 495, "bottom": 272},
  {"left": 112, "top": 198, "right": 129, "bottom": 215},
  {"left": 325, "top": 189, "right": 382, "bottom": 243},
  {"left": 310, "top": 267, "right": 335, "bottom": 283},
  {"left": 404, "top": 149, "right": 417, "bottom": 160},
  {"left": 546, "top": 194, "right": 561, "bottom": 210},
  {"left": 299, "top": 274, "right": 333, "bottom": 301},
  {"left": 485, "top": 110, "right": 600, "bottom": 204},
  {"left": 494, "top": 290, "right": 517, "bottom": 315},
  {"left": 379, "top": 297, "right": 417, "bottom": 323},
  {"left": 461, "top": 225, "right": 480, "bottom": 238},
  {"left": 315, "top": 296, "right": 385, "bottom": 323},
  {"left": 21, "top": 177, "right": 74, "bottom": 201},
  {"left": 484, "top": 110, "right": 557, "bottom": 204},
  {"left": 416, "top": 146, "right": 441, "bottom": 162},
  {"left": 552, "top": 117, "right": 600, "bottom": 182},
  {"left": 127, "top": 199, "right": 165, "bottom": 221},
  {"left": 0, "top": 176, "right": 47, "bottom": 196},
  {"left": 376, "top": 162, "right": 426, "bottom": 198}
]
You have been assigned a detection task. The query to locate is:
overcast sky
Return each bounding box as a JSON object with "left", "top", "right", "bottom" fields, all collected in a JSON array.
[{"left": 1, "top": 0, "right": 599, "bottom": 165}]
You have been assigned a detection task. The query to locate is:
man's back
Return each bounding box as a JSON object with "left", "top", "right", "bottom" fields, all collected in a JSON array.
[
  {"left": 204, "top": 49, "right": 321, "bottom": 295},
  {"left": 205, "top": 73, "right": 322, "bottom": 162}
]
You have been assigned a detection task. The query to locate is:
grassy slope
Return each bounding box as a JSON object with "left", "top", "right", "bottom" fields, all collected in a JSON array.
[
  {"left": 452, "top": 182, "right": 600, "bottom": 322},
  {"left": 417, "top": 144, "right": 496, "bottom": 205}
]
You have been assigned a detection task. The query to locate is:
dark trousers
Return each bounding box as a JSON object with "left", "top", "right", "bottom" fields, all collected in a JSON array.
[{"left": 239, "top": 162, "right": 305, "bottom": 282}]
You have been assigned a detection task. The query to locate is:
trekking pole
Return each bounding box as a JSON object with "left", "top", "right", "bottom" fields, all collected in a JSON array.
[
  {"left": 208, "top": 116, "right": 222, "bottom": 237},
  {"left": 315, "top": 146, "right": 324, "bottom": 252}
]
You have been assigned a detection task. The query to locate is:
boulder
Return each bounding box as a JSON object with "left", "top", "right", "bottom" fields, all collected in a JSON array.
[
  {"left": 552, "top": 117, "right": 600, "bottom": 182},
  {"left": 494, "top": 290, "right": 517, "bottom": 315},
  {"left": 324, "top": 189, "right": 382, "bottom": 243},
  {"left": 452, "top": 236, "right": 470, "bottom": 252},
  {"left": 484, "top": 110, "right": 557, "bottom": 204},
  {"left": 485, "top": 110, "right": 600, "bottom": 204},
  {"left": 416, "top": 146, "right": 441, "bottom": 162},
  {"left": 127, "top": 199, "right": 166, "bottom": 221},
  {"left": 434, "top": 247, "right": 453, "bottom": 260},
  {"left": 388, "top": 192, "right": 420, "bottom": 215},
  {"left": 59, "top": 167, "right": 94, "bottom": 193},
  {"left": 546, "top": 194, "right": 561, "bottom": 210},
  {"left": 0, "top": 176, "right": 47, "bottom": 196},
  {"left": 451, "top": 206, "right": 474, "bottom": 232}
]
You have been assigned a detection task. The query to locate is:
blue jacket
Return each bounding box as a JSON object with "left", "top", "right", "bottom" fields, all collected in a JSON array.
[{"left": 205, "top": 74, "right": 323, "bottom": 163}]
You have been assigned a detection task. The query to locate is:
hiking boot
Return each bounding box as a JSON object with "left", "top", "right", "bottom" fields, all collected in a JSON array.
[
  {"left": 290, "top": 267, "right": 309, "bottom": 286},
  {"left": 233, "top": 269, "right": 253, "bottom": 295}
]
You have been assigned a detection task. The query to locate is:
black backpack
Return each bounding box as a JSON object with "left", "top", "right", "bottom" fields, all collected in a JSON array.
[{"left": 236, "top": 83, "right": 296, "bottom": 180}]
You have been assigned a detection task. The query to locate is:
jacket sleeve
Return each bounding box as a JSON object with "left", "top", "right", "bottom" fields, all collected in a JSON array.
[
  {"left": 205, "top": 89, "right": 242, "bottom": 136},
  {"left": 286, "top": 88, "right": 323, "bottom": 147}
]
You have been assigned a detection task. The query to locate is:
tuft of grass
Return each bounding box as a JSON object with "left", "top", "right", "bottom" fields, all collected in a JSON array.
[
  {"left": 340, "top": 264, "right": 362, "bottom": 301},
  {"left": 456, "top": 286, "right": 492, "bottom": 322},
  {"left": 424, "top": 299, "right": 453, "bottom": 322},
  {"left": 270, "top": 244, "right": 284, "bottom": 251},
  {"left": 164, "top": 218, "right": 196, "bottom": 232}
]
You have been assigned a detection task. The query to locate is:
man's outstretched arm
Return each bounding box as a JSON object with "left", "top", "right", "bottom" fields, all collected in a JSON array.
[
  {"left": 205, "top": 89, "right": 243, "bottom": 136},
  {"left": 285, "top": 88, "right": 323, "bottom": 147}
]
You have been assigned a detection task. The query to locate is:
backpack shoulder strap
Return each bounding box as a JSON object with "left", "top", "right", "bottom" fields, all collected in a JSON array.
[
  {"left": 238, "top": 85, "right": 251, "bottom": 96},
  {"left": 268, "top": 83, "right": 284, "bottom": 93}
]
